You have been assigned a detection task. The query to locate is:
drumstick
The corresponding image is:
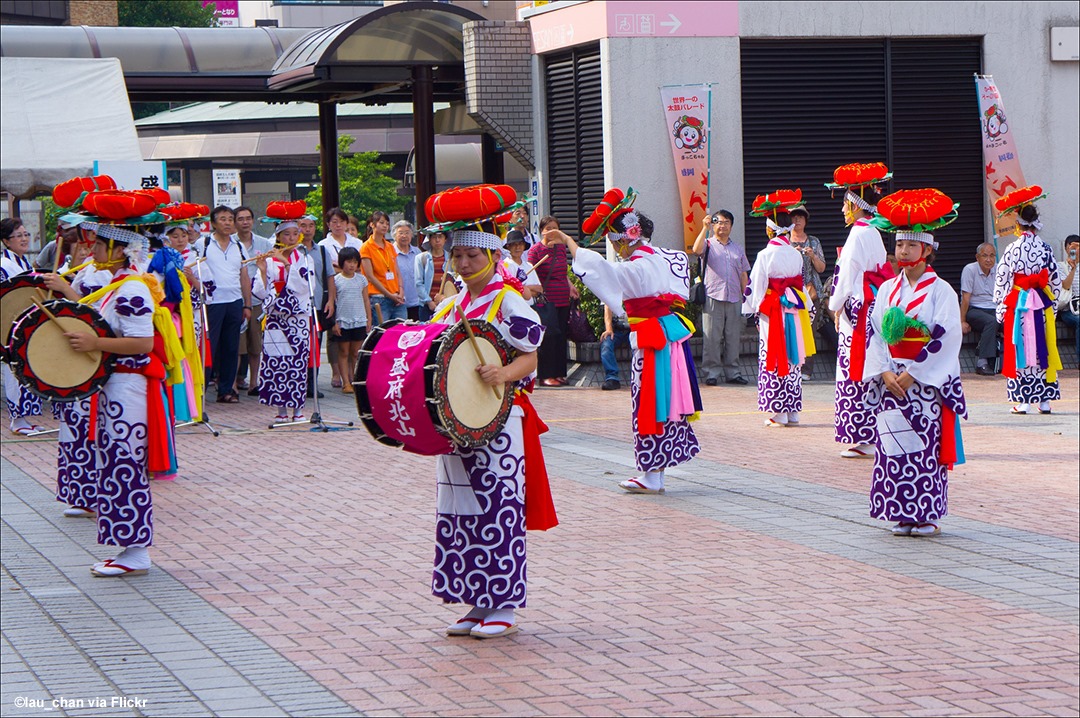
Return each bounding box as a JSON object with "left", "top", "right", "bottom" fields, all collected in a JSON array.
[
  {"left": 455, "top": 304, "right": 502, "bottom": 400},
  {"left": 524, "top": 253, "right": 550, "bottom": 277},
  {"left": 30, "top": 294, "right": 101, "bottom": 363},
  {"left": 373, "top": 301, "right": 384, "bottom": 325}
]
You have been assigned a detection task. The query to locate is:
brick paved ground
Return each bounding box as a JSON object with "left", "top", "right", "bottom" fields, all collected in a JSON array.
[{"left": 2, "top": 370, "right": 1077, "bottom": 717}]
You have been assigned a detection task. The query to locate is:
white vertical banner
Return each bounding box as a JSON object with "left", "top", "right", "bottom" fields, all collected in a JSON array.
[
  {"left": 93, "top": 160, "right": 167, "bottom": 192},
  {"left": 213, "top": 169, "right": 242, "bottom": 208},
  {"left": 974, "top": 75, "right": 1026, "bottom": 241}
]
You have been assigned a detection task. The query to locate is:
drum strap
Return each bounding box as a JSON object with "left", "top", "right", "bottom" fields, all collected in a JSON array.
[
  {"left": 431, "top": 286, "right": 513, "bottom": 324},
  {"left": 514, "top": 392, "right": 558, "bottom": 532}
]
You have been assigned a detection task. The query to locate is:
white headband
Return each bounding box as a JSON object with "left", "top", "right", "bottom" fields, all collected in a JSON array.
[
  {"left": 274, "top": 220, "right": 299, "bottom": 234},
  {"left": 452, "top": 230, "right": 504, "bottom": 251},
  {"left": 896, "top": 231, "right": 939, "bottom": 250},
  {"left": 844, "top": 191, "right": 876, "bottom": 214},
  {"left": 1016, "top": 215, "right": 1043, "bottom": 231}
]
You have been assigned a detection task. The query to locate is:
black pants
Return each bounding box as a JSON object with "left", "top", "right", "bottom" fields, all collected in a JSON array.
[
  {"left": 966, "top": 306, "right": 1000, "bottom": 360},
  {"left": 537, "top": 305, "right": 569, "bottom": 380},
  {"left": 206, "top": 299, "right": 243, "bottom": 400}
]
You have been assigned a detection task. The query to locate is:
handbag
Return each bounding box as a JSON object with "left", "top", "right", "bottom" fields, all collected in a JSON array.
[
  {"left": 690, "top": 239, "right": 710, "bottom": 305},
  {"left": 567, "top": 300, "right": 596, "bottom": 343},
  {"left": 533, "top": 293, "right": 562, "bottom": 337}
]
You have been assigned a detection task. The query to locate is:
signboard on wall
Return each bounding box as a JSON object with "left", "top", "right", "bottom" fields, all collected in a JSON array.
[
  {"left": 213, "top": 169, "right": 242, "bottom": 208},
  {"left": 203, "top": 0, "right": 240, "bottom": 28},
  {"left": 93, "top": 160, "right": 168, "bottom": 192}
]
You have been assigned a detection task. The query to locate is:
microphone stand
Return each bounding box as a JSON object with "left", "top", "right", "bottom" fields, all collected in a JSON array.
[
  {"left": 174, "top": 251, "right": 220, "bottom": 436},
  {"left": 268, "top": 247, "right": 352, "bottom": 433}
]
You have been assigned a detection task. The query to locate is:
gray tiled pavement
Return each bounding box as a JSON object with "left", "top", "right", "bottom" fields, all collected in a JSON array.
[
  {"left": 544, "top": 427, "right": 1080, "bottom": 624},
  {"left": 1, "top": 457, "right": 357, "bottom": 718}
]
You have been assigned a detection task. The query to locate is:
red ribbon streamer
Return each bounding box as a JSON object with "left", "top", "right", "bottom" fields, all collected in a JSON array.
[
  {"left": 759, "top": 276, "right": 802, "bottom": 377},
  {"left": 1001, "top": 270, "right": 1050, "bottom": 378},
  {"left": 514, "top": 393, "right": 558, "bottom": 531},
  {"left": 849, "top": 263, "right": 896, "bottom": 382}
]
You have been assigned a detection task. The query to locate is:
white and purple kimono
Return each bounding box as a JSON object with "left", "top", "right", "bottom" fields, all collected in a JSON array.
[
  {"left": 744, "top": 236, "right": 810, "bottom": 414},
  {"left": 863, "top": 269, "right": 967, "bottom": 524},
  {"left": 255, "top": 250, "right": 313, "bottom": 410},
  {"left": 430, "top": 274, "right": 545, "bottom": 609},
  {"left": 572, "top": 243, "right": 701, "bottom": 472},
  {"left": 1, "top": 249, "right": 44, "bottom": 423},
  {"left": 828, "top": 219, "right": 889, "bottom": 445},
  {"left": 54, "top": 264, "right": 115, "bottom": 510},
  {"left": 92, "top": 268, "right": 156, "bottom": 548},
  {"left": 993, "top": 232, "right": 1062, "bottom": 403}
]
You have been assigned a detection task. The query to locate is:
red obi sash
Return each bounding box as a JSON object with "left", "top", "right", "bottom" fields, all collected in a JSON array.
[
  {"left": 849, "top": 263, "right": 896, "bottom": 381},
  {"left": 624, "top": 294, "right": 681, "bottom": 319},
  {"left": 759, "top": 275, "right": 802, "bottom": 377},
  {"left": 88, "top": 336, "right": 172, "bottom": 473},
  {"left": 1002, "top": 269, "right": 1051, "bottom": 378},
  {"left": 513, "top": 392, "right": 558, "bottom": 531}
]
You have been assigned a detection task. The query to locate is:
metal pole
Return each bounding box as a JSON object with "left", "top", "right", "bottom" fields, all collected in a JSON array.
[
  {"left": 412, "top": 65, "right": 435, "bottom": 226},
  {"left": 318, "top": 101, "right": 340, "bottom": 218}
]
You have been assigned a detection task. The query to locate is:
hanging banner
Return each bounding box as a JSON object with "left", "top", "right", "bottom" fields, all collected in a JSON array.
[
  {"left": 661, "top": 84, "right": 711, "bottom": 249},
  {"left": 975, "top": 75, "right": 1026, "bottom": 241},
  {"left": 93, "top": 160, "right": 167, "bottom": 192}
]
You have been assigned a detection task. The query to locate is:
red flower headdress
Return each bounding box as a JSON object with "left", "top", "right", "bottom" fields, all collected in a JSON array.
[
  {"left": 869, "top": 188, "right": 959, "bottom": 246},
  {"left": 993, "top": 185, "right": 1046, "bottom": 219},
  {"left": 421, "top": 184, "right": 522, "bottom": 251},
  {"left": 582, "top": 187, "right": 639, "bottom": 243}
]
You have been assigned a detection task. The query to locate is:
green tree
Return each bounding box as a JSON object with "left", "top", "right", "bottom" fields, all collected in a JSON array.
[
  {"left": 118, "top": 0, "right": 218, "bottom": 119},
  {"left": 304, "top": 136, "right": 408, "bottom": 225},
  {"left": 118, "top": 0, "right": 218, "bottom": 28}
]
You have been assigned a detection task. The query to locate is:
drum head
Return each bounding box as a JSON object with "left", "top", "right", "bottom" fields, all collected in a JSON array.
[
  {"left": 1, "top": 275, "right": 45, "bottom": 351},
  {"left": 432, "top": 320, "right": 513, "bottom": 447},
  {"left": 8, "top": 300, "right": 116, "bottom": 402}
]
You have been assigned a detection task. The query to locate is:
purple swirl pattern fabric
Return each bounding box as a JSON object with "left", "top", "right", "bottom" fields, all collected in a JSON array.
[
  {"left": 94, "top": 374, "right": 153, "bottom": 547},
  {"left": 630, "top": 351, "right": 700, "bottom": 472},
  {"left": 755, "top": 329, "right": 802, "bottom": 413},
  {"left": 55, "top": 398, "right": 98, "bottom": 510},
  {"left": 432, "top": 417, "right": 527, "bottom": 609}
]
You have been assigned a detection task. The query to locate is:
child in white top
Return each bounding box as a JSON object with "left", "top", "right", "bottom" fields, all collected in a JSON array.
[
  {"left": 331, "top": 247, "right": 371, "bottom": 394},
  {"left": 502, "top": 230, "right": 542, "bottom": 304}
]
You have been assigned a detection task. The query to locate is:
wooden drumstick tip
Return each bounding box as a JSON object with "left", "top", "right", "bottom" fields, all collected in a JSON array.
[{"left": 454, "top": 304, "right": 502, "bottom": 400}]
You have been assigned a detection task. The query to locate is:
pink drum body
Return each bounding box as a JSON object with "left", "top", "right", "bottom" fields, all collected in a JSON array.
[{"left": 364, "top": 323, "right": 454, "bottom": 455}]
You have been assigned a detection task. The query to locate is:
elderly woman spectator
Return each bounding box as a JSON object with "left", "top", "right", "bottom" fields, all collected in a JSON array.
[
  {"left": 415, "top": 230, "right": 452, "bottom": 321},
  {"left": 788, "top": 205, "right": 826, "bottom": 298},
  {"left": 391, "top": 220, "right": 422, "bottom": 320}
]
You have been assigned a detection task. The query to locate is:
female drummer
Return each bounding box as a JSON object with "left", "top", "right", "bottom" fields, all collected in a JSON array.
[
  {"left": 1, "top": 217, "right": 46, "bottom": 435},
  {"left": 253, "top": 208, "right": 315, "bottom": 424},
  {"left": 425, "top": 192, "right": 556, "bottom": 639},
  {"left": 48, "top": 225, "right": 115, "bottom": 518},
  {"left": 44, "top": 218, "right": 161, "bottom": 577}
]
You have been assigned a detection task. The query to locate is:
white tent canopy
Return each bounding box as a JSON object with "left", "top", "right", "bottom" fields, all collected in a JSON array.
[{"left": 0, "top": 57, "right": 142, "bottom": 198}]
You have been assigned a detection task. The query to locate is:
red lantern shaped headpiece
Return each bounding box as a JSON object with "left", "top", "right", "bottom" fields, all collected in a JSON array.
[
  {"left": 52, "top": 175, "right": 117, "bottom": 209},
  {"left": 81, "top": 190, "right": 159, "bottom": 222},
  {"left": 582, "top": 188, "right": 635, "bottom": 237},
  {"left": 265, "top": 200, "right": 307, "bottom": 221},
  {"left": 425, "top": 184, "right": 517, "bottom": 224}
]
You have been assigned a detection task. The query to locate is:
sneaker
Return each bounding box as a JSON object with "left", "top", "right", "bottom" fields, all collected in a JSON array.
[
  {"left": 601, "top": 379, "right": 621, "bottom": 390},
  {"left": 704, "top": 378, "right": 718, "bottom": 386},
  {"left": 235, "top": 378, "right": 249, "bottom": 390},
  {"left": 975, "top": 365, "right": 995, "bottom": 376},
  {"left": 725, "top": 376, "right": 749, "bottom": 386}
]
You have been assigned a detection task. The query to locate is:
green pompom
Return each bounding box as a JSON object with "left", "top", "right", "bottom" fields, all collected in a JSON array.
[{"left": 881, "top": 306, "right": 917, "bottom": 345}]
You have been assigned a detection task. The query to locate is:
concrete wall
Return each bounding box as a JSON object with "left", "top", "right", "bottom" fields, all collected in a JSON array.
[
  {"left": 738, "top": 0, "right": 1080, "bottom": 252},
  {"left": 546, "top": 1, "right": 1078, "bottom": 252},
  {"left": 602, "top": 35, "right": 743, "bottom": 251}
]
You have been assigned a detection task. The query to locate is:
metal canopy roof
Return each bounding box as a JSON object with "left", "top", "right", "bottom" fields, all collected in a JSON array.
[
  {"left": 0, "top": 1, "right": 482, "bottom": 103},
  {"left": 267, "top": 1, "right": 483, "bottom": 101},
  {"left": 0, "top": 25, "right": 310, "bottom": 102}
]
